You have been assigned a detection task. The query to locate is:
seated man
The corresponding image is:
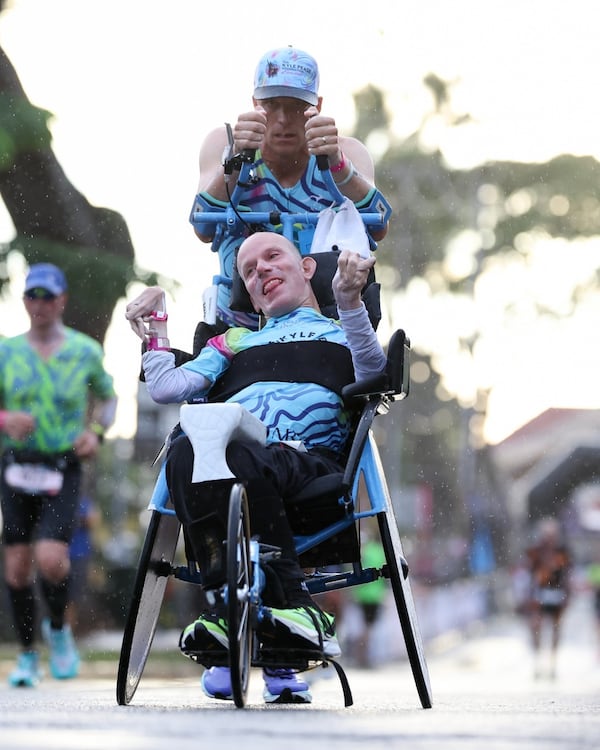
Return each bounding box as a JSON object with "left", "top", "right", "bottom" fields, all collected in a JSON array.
[{"left": 125, "top": 232, "right": 387, "bottom": 704}]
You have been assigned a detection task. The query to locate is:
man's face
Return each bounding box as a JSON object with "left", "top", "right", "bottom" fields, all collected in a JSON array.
[
  {"left": 237, "top": 234, "right": 316, "bottom": 318},
  {"left": 254, "top": 96, "right": 320, "bottom": 154},
  {"left": 23, "top": 288, "right": 66, "bottom": 326}
]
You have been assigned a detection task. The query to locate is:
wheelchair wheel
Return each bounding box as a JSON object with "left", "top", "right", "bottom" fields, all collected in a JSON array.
[
  {"left": 377, "top": 510, "right": 433, "bottom": 709},
  {"left": 226, "top": 483, "right": 252, "bottom": 708},
  {"left": 116, "top": 510, "right": 180, "bottom": 705}
]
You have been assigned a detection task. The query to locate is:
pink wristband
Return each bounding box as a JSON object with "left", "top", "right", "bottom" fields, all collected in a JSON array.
[
  {"left": 0, "top": 410, "right": 6, "bottom": 430},
  {"left": 149, "top": 310, "right": 168, "bottom": 321},
  {"left": 330, "top": 153, "right": 346, "bottom": 173},
  {"left": 147, "top": 336, "right": 170, "bottom": 351}
]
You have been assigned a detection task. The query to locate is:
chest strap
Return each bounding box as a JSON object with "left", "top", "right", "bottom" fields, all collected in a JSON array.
[{"left": 208, "top": 341, "right": 355, "bottom": 403}]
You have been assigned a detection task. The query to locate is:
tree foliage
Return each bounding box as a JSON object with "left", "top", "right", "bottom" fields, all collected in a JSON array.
[
  {"left": 353, "top": 75, "right": 600, "bottom": 559},
  {"left": 0, "top": 44, "right": 157, "bottom": 343},
  {"left": 371, "top": 75, "right": 600, "bottom": 295}
]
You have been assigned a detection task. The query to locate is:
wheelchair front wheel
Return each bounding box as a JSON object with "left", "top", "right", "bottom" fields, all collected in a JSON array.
[
  {"left": 377, "top": 510, "right": 433, "bottom": 709},
  {"left": 226, "top": 483, "right": 252, "bottom": 708},
  {"left": 116, "top": 510, "right": 180, "bottom": 705}
]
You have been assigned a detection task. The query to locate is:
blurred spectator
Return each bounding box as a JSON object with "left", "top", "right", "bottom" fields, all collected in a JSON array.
[
  {"left": 587, "top": 560, "right": 600, "bottom": 660},
  {"left": 523, "top": 517, "right": 572, "bottom": 679},
  {"left": 66, "top": 496, "right": 100, "bottom": 635},
  {"left": 348, "top": 534, "right": 387, "bottom": 668}
]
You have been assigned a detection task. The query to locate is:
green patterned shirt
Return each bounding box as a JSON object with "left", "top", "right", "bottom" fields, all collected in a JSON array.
[{"left": 0, "top": 327, "right": 115, "bottom": 453}]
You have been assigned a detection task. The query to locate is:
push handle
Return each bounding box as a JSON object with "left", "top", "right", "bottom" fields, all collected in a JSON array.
[
  {"left": 316, "top": 154, "right": 330, "bottom": 172},
  {"left": 316, "top": 153, "right": 345, "bottom": 205},
  {"left": 222, "top": 122, "right": 256, "bottom": 176},
  {"left": 223, "top": 148, "right": 256, "bottom": 176}
]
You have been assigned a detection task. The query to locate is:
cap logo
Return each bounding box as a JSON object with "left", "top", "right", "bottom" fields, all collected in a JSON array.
[
  {"left": 254, "top": 47, "right": 319, "bottom": 105},
  {"left": 265, "top": 59, "right": 315, "bottom": 82}
]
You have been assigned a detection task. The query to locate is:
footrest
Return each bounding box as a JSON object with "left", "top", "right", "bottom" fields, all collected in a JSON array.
[
  {"left": 254, "top": 646, "right": 324, "bottom": 671},
  {"left": 255, "top": 649, "right": 353, "bottom": 707}
]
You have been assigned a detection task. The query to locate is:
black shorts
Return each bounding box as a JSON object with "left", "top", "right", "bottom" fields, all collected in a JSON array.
[
  {"left": 539, "top": 603, "right": 565, "bottom": 616},
  {"left": 0, "top": 452, "right": 81, "bottom": 545}
]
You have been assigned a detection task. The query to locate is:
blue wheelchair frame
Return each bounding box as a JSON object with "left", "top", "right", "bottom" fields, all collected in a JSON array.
[{"left": 116, "top": 149, "right": 432, "bottom": 710}]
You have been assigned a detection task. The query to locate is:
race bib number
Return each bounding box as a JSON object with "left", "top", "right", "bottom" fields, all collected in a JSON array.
[{"left": 4, "top": 463, "right": 64, "bottom": 496}]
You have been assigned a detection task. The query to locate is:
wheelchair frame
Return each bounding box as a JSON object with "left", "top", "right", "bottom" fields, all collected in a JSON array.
[{"left": 116, "top": 151, "right": 432, "bottom": 710}]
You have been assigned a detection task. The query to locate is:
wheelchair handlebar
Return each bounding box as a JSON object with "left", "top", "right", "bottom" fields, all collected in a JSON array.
[
  {"left": 224, "top": 149, "right": 343, "bottom": 207},
  {"left": 191, "top": 145, "right": 389, "bottom": 245}
]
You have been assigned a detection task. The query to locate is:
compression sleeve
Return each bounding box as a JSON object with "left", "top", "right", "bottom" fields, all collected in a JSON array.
[
  {"left": 338, "top": 304, "right": 387, "bottom": 381},
  {"left": 142, "top": 351, "right": 211, "bottom": 404}
]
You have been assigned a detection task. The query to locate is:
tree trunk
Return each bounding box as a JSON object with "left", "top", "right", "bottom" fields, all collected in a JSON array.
[{"left": 0, "top": 45, "right": 135, "bottom": 343}]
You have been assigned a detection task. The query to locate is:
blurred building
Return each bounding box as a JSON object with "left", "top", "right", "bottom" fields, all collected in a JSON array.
[{"left": 490, "top": 408, "right": 600, "bottom": 561}]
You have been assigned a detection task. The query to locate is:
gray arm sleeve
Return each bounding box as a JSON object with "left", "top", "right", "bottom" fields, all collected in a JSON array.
[
  {"left": 338, "top": 305, "right": 387, "bottom": 381},
  {"left": 142, "top": 351, "right": 210, "bottom": 404}
]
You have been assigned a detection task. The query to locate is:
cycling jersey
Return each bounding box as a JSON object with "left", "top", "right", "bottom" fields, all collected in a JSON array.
[
  {"left": 192, "top": 152, "right": 346, "bottom": 327},
  {"left": 0, "top": 328, "right": 115, "bottom": 453},
  {"left": 184, "top": 307, "right": 350, "bottom": 452}
]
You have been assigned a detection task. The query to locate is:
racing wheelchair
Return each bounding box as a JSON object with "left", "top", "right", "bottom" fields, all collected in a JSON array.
[{"left": 116, "top": 150, "right": 433, "bottom": 710}]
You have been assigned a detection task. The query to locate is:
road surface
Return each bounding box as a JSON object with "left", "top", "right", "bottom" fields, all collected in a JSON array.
[{"left": 0, "top": 591, "right": 598, "bottom": 750}]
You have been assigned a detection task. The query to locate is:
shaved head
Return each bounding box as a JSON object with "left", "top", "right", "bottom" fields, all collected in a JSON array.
[{"left": 237, "top": 232, "right": 318, "bottom": 317}]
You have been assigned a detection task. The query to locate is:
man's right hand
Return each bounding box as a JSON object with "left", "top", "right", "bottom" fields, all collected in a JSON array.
[
  {"left": 232, "top": 108, "right": 267, "bottom": 152},
  {"left": 125, "top": 286, "right": 167, "bottom": 341}
]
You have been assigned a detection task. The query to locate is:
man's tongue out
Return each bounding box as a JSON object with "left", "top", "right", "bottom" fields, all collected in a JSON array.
[{"left": 263, "top": 278, "right": 282, "bottom": 295}]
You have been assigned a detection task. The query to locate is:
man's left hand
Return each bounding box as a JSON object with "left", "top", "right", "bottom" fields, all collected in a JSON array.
[
  {"left": 304, "top": 108, "right": 343, "bottom": 168},
  {"left": 73, "top": 430, "right": 101, "bottom": 459}
]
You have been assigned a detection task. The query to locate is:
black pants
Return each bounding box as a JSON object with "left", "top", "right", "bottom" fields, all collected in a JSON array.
[{"left": 166, "top": 435, "right": 342, "bottom": 607}]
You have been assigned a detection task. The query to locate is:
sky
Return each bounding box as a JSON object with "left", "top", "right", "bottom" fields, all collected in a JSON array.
[{"left": 1, "top": 0, "right": 599, "bottom": 443}]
